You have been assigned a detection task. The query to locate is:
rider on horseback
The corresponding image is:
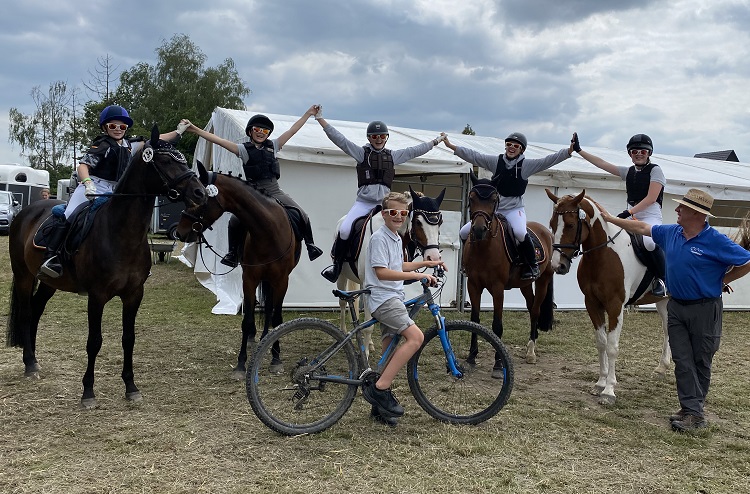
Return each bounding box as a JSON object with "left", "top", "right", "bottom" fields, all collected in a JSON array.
[
  {"left": 182, "top": 107, "right": 324, "bottom": 267},
  {"left": 40, "top": 105, "right": 187, "bottom": 278},
  {"left": 314, "top": 106, "right": 446, "bottom": 283},
  {"left": 443, "top": 132, "right": 575, "bottom": 280},
  {"left": 573, "top": 133, "right": 667, "bottom": 297}
]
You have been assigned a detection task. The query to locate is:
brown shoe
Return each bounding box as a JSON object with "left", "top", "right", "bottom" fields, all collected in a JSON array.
[
  {"left": 671, "top": 414, "right": 708, "bottom": 432},
  {"left": 669, "top": 409, "right": 687, "bottom": 422}
]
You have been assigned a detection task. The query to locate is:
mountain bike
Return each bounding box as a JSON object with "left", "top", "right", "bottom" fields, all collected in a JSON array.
[{"left": 246, "top": 269, "right": 514, "bottom": 435}]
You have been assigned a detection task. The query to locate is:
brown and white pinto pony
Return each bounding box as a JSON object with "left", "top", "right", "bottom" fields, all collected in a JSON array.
[{"left": 546, "top": 189, "right": 670, "bottom": 405}]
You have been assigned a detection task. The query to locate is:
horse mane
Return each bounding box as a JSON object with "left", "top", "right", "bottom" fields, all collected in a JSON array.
[{"left": 733, "top": 211, "right": 750, "bottom": 250}]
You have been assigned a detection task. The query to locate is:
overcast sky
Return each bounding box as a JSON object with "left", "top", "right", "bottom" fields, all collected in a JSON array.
[{"left": 1, "top": 0, "right": 749, "bottom": 166}]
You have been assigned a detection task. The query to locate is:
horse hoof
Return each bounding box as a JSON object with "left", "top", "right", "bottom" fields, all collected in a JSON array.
[
  {"left": 231, "top": 369, "right": 246, "bottom": 381},
  {"left": 598, "top": 394, "right": 616, "bottom": 406},
  {"left": 589, "top": 385, "right": 605, "bottom": 396},
  {"left": 24, "top": 370, "right": 41, "bottom": 380},
  {"left": 491, "top": 367, "right": 505, "bottom": 379},
  {"left": 80, "top": 398, "right": 98, "bottom": 410},
  {"left": 126, "top": 391, "right": 143, "bottom": 402},
  {"left": 525, "top": 354, "right": 537, "bottom": 364},
  {"left": 269, "top": 361, "right": 284, "bottom": 375}
]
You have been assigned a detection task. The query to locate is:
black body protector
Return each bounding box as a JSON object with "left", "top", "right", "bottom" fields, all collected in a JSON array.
[
  {"left": 491, "top": 157, "right": 528, "bottom": 197},
  {"left": 86, "top": 135, "right": 133, "bottom": 182},
  {"left": 241, "top": 141, "right": 281, "bottom": 181},
  {"left": 357, "top": 148, "right": 395, "bottom": 188},
  {"left": 626, "top": 162, "right": 663, "bottom": 207}
]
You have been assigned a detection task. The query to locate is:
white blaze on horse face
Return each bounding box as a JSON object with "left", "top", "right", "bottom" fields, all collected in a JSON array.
[
  {"left": 415, "top": 216, "right": 442, "bottom": 261},
  {"left": 550, "top": 213, "right": 566, "bottom": 271}
]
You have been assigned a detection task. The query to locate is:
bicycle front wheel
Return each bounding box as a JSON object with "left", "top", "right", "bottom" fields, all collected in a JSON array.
[
  {"left": 407, "top": 320, "right": 514, "bottom": 424},
  {"left": 247, "top": 317, "right": 359, "bottom": 436}
]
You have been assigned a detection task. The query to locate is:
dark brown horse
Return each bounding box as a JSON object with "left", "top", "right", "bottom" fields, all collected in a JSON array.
[
  {"left": 176, "top": 162, "right": 300, "bottom": 380},
  {"left": 6, "top": 127, "right": 207, "bottom": 408},
  {"left": 546, "top": 189, "right": 670, "bottom": 405},
  {"left": 463, "top": 172, "right": 555, "bottom": 368}
]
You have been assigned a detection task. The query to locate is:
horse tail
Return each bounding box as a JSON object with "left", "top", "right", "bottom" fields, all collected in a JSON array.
[
  {"left": 6, "top": 277, "right": 35, "bottom": 347},
  {"left": 537, "top": 278, "right": 555, "bottom": 332},
  {"left": 257, "top": 279, "right": 274, "bottom": 328}
]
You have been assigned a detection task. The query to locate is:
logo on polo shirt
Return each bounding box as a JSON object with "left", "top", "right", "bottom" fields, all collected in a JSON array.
[{"left": 690, "top": 247, "right": 704, "bottom": 256}]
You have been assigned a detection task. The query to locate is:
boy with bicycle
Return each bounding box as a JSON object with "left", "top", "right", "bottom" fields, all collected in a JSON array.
[{"left": 363, "top": 192, "right": 447, "bottom": 426}]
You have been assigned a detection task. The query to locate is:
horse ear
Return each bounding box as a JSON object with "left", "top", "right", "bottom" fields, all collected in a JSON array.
[
  {"left": 408, "top": 185, "right": 419, "bottom": 202},
  {"left": 574, "top": 189, "right": 586, "bottom": 204},
  {"left": 435, "top": 188, "right": 446, "bottom": 207},
  {"left": 469, "top": 169, "right": 478, "bottom": 185},
  {"left": 150, "top": 125, "right": 159, "bottom": 144},
  {"left": 197, "top": 160, "right": 209, "bottom": 185},
  {"left": 545, "top": 188, "right": 559, "bottom": 203}
]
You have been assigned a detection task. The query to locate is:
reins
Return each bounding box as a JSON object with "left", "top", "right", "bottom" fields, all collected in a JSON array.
[{"left": 551, "top": 206, "right": 624, "bottom": 262}]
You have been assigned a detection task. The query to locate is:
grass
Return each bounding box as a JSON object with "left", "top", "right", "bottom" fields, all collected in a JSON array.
[{"left": 1, "top": 235, "right": 750, "bottom": 493}]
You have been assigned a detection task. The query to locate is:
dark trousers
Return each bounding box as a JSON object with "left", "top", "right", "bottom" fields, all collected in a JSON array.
[{"left": 667, "top": 297, "right": 722, "bottom": 417}]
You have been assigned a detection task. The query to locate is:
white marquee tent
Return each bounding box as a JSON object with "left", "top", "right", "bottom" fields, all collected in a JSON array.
[{"left": 181, "top": 107, "right": 750, "bottom": 313}]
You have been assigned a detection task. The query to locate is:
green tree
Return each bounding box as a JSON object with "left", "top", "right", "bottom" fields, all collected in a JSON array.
[
  {"left": 462, "top": 124, "right": 476, "bottom": 136},
  {"left": 8, "top": 81, "right": 76, "bottom": 188}
]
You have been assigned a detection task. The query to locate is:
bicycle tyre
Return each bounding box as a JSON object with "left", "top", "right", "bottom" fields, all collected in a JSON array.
[
  {"left": 246, "top": 317, "right": 359, "bottom": 435},
  {"left": 407, "top": 320, "right": 513, "bottom": 424}
]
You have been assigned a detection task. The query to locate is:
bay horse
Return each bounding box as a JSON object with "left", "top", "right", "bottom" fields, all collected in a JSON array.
[
  {"left": 334, "top": 186, "right": 446, "bottom": 357},
  {"left": 546, "top": 189, "right": 670, "bottom": 405},
  {"left": 6, "top": 127, "right": 207, "bottom": 408},
  {"left": 176, "top": 162, "right": 300, "bottom": 380},
  {"left": 463, "top": 172, "right": 555, "bottom": 367}
]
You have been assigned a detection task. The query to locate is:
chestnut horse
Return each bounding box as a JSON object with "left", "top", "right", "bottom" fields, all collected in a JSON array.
[
  {"left": 334, "top": 186, "right": 445, "bottom": 357},
  {"left": 6, "top": 127, "right": 207, "bottom": 408},
  {"left": 546, "top": 189, "right": 670, "bottom": 405},
  {"left": 176, "top": 162, "right": 300, "bottom": 380},
  {"left": 463, "top": 173, "right": 555, "bottom": 368}
]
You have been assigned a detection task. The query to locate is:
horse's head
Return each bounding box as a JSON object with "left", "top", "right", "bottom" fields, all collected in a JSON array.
[
  {"left": 134, "top": 125, "right": 207, "bottom": 209},
  {"left": 175, "top": 161, "right": 224, "bottom": 242},
  {"left": 408, "top": 185, "right": 445, "bottom": 261},
  {"left": 546, "top": 188, "right": 590, "bottom": 275},
  {"left": 468, "top": 170, "right": 500, "bottom": 242}
]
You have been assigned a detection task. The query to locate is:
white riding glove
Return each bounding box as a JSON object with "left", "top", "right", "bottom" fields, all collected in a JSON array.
[
  {"left": 432, "top": 134, "right": 446, "bottom": 145},
  {"left": 314, "top": 105, "right": 324, "bottom": 120},
  {"left": 176, "top": 121, "right": 190, "bottom": 135},
  {"left": 84, "top": 180, "right": 97, "bottom": 199}
]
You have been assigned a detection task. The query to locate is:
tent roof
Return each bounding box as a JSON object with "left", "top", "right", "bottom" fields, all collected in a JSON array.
[{"left": 202, "top": 108, "right": 750, "bottom": 200}]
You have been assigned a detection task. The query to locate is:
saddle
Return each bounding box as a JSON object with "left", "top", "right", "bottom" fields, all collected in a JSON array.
[
  {"left": 336, "top": 206, "right": 383, "bottom": 278},
  {"left": 33, "top": 197, "right": 110, "bottom": 256},
  {"left": 496, "top": 214, "right": 546, "bottom": 266}
]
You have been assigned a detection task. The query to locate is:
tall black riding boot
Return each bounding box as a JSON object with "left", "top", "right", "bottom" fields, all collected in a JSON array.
[
  {"left": 518, "top": 234, "right": 540, "bottom": 281},
  {"left": 321, "top": 236, "right": 347, "bottom": 283},
  {"left": 221, "top": 214, "right": 246, "bottom": 268},
  {"left": 39, "top": 218, "right": 70, "bottom": 278},
  {"left": 648, "top": 246, "right": 667, "bottom": 297},
  {"left": 302, "top": 217, "right": 323, "bottom": 261}
]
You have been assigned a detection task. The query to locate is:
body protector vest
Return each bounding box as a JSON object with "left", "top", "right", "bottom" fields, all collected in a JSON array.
[
  {"left": 357, "top": 148, "right": 395, "bottom": 188},
  {"left": 87, "top": 136, "right": 133, "bottom": 182},
  {"left": 242, "top": 141, "right": 281, "bottom": 181},
  {"left": 626, "top": 162, "right": 663, "bottom": 207},
  {"left": 491, "top": 157, "right": 528, "bottom": 197}
]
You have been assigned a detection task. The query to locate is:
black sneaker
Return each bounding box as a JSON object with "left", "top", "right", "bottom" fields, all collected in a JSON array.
[
  {"left": 370, "top": 404, "right": 398, "bottom": 427},
  {"left": 362, "top": 382, "right": 404, "bottom": 418}
]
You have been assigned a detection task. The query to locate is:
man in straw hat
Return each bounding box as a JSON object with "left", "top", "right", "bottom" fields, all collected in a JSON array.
[{"left": 601, "top": 188, "right": 750, "bottom": 432}]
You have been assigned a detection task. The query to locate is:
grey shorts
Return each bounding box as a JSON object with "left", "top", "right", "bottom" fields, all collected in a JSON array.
[{"left": 372, "top": 298, "right": 415, "bottom": 341}]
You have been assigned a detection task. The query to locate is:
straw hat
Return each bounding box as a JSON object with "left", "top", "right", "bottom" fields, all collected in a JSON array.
[{"left": 672, "top": 188, "right": 714, "bottom": 217}]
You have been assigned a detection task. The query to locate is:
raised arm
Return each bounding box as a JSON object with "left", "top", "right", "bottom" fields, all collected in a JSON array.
[
  {"left": 599, "top": 208, "right": 653, "bottom": 236},
  {"left": 181, "top": 119, "right": 240, "bottom": 156},
  {"left": 572, "top": 133, "right": 619, "bottom": 176},
  {"left": 276, "top": 105, "right": 320, "bottom": 149}
]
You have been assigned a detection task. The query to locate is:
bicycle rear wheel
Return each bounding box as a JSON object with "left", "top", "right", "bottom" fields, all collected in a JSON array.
[
  {"left": 407, "top": 320, "right": 513, "bottom": 424},
  {"left": 247, "top": 317, "right": 359, "bottom": 435}
]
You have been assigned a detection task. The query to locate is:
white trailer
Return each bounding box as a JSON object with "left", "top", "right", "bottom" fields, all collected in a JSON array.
[{"left": 0, "top": 163, "right": 50, "bottom": 206}]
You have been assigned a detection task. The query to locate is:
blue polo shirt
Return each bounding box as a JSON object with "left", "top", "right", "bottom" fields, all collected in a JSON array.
[{"left": 651, "top": 223, "right": 750, "bottom": 299}]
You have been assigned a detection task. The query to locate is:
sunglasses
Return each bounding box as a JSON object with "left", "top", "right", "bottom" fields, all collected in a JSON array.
[
  {"left": 505, "top": 142, "right": 521, "bottom": 149},
  {"left": 369, "top": 134, "right": 388, "bottom": 140},
  {"left": 383, "top": 209, "right": 409, "bottom": 217},
  {"left": 252, "top": 126, "right": 271, "bottom": 135},
  {"left": 106, "top": 123, "right": 128, "bottom": 131},
  {"left": 629, "top": 148, "right": 649, "bottom": 156}
]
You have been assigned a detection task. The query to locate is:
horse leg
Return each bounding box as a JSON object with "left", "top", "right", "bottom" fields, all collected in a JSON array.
[
  {"left": 121, "top": 287, "right": 144, "bottom": 402},
  {"left": 81, "top": 296, "right": 106, "bottom": 409},
  {"left": 584, "top": 298, "right": 609, "bottom": 398},
  {"left": 9, "top": 275, "right": 41, "bottom": 376},
  {"left": 597, "top": 302, "right": 624, "bottom": 405},
  {"left": 653, "top": 299, "right": 671, "bottom": 378},
  {"left": 233, "top": 275, "right": 259, "bottom": 380},
  {"left": 520, "top": 284, "right": 538, "bottom": 364},
  {"left": 466, "top": 281, "right": 484, "bottom": 366},
  {"left": 489, "top": 286, "right": 506, "bottom": 378},
  {"left": 267, "top": 282, "right": 287, "bottom": 375}
]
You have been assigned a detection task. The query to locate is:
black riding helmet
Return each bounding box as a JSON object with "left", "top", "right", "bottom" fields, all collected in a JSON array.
[
  {"left": 626, "top": 134, "right": 653, "bottom": 154},
  {"left": 505, "top": 132, "right": 527, "bottom": 152},
  {"left": 367, "top": 120, "right": 389, "bottom": 135},
  {"left": 245, "top": 114, "right": 274, "bottom": 137}
]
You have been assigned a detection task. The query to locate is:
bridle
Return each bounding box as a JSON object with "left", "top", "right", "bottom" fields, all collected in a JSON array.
[
  {"left": 551, "top": 204, "right": 623, "bottom": 263},
  {"left": 410, "top": 208, "right": 443, "bottom": 254},
  {"left": 468, "top": 184, "right": 499, "bottom": 240}
]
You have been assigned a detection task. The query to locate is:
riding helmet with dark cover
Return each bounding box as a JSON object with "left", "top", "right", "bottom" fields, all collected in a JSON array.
[
  {"left": 626, "top": 134, "right": 653, "bottom": 154},
  {"left": 245, "top": 114, "right": 274, "bottom": 136},
  {"left": 99, "top": 105, "right": 134, "bottom": 128},
  {"left": 367, "top": 121, "right": 389, "bottom": 135},
  {"left": 505, "top": 132, "right": 527, "bottom": 151}
]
